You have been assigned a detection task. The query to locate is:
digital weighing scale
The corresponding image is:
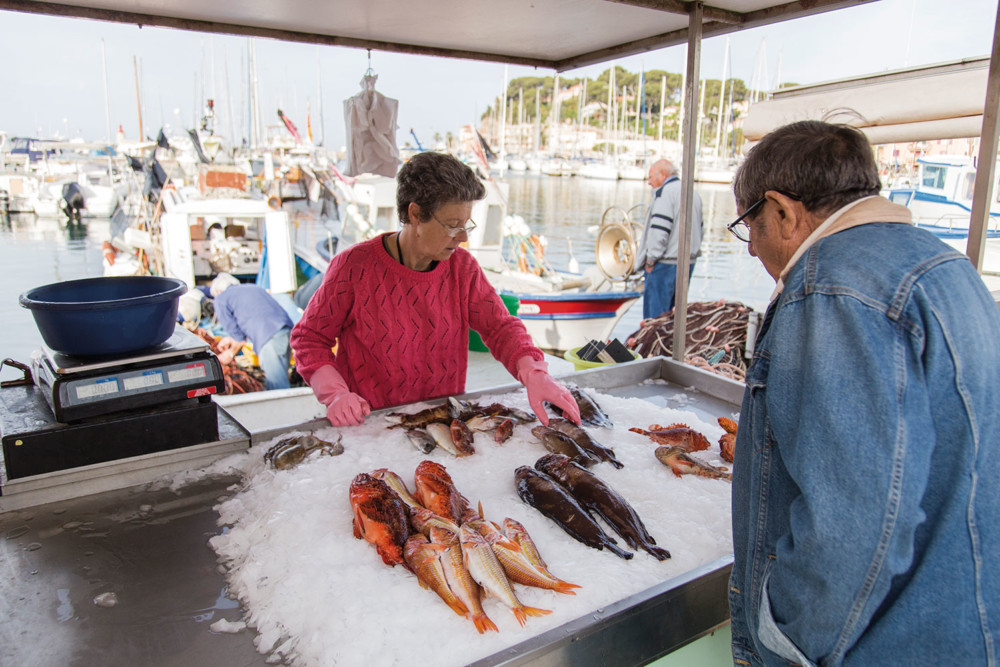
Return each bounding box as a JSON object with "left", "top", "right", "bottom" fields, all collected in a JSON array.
[
  {"left": 1, "top": 326, "right": 247, "bottom": 501},
  {"left": 31, "top": 325, "right": 224, "bottom": 423}
]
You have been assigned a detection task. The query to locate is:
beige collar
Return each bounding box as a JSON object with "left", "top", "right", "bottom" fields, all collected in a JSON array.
[{"left": 770, "top": 196, "right": 912, "bottom": 300}]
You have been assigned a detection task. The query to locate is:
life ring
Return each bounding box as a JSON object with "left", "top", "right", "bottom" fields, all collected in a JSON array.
[{"left": 102, "top": 240, "right": 116, "bottom": 266}]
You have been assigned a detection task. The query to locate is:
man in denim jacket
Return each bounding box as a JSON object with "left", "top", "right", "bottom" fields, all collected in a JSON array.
[{"left": 727, "top": 121, "right": 999, "bottom": 666}]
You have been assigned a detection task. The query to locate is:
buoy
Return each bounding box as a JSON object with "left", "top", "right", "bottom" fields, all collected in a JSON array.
[{"left": 102, "top": 241, "right": 116, "bottom": 266}]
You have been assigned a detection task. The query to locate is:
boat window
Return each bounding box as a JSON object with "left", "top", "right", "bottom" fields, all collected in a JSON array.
[
  {"left": 481, "top": 204, "right": 504, "bottom": 245},
  {"left": 963, "top": 173, "right": 976, "bottom": 201},
  {"left": 375, "top": 206, "right": 397, "bottom": 232},
  {"left": 888, "top": 191, "right": 912, "bottom": 206},
  {"left": 921, "top": 165, "right": 947, "bottom": 190}
]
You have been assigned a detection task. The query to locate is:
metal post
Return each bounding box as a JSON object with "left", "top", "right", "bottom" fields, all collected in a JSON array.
[
  {"left": 672, "top": 2, "right": 702, "bottom": 362},
  {"left": 967, "top": 3, "right": 1000, "bottom": 270}
]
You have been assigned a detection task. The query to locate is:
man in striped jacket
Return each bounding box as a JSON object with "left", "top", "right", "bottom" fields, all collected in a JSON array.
[{"left": 634, "top": 159, "right": 704, "bottom": 319}]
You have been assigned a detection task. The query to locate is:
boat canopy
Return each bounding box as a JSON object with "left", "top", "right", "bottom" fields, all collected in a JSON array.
[
  {"left": 744, "top": 56, "right": 992, "bottom": 144},
  {"left": 1, "top": 0, "right": 873, "bottom": 72}
]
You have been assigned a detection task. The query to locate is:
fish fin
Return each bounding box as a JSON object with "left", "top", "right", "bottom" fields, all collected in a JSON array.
[
  {"left": 472, "top": 613, "right": 499, "bottom": 634},
  {"left": 521, "top": 606, "right": 552, "bottom": 619},
  {"left": 605, "top": 541, "right": 634, "bottom": 560},
  {"left": 478, "top": 500, "right": 485, "bottom": 521},
  {"left": 439, "top": 594, "right": 469, "bottom": 618},
  {"left": 552, "top": 579, "right": 581, "bottom": 594},
  {"left": 644, "top": 545, "right": 672, "bottom": 561},
  {"left": 352, "top": 517, "right": 363, "bottom": 540}
]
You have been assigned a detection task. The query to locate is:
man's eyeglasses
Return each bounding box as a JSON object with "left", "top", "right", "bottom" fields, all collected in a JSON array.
[
  {"left": 726, "top": 190, "right": 802, "bottom": 242},
  {"left": 431, "top": 213, "right": 477, "bottom": 238}
]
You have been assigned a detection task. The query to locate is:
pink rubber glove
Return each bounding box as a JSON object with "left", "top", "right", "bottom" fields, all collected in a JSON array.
[
  {"left": 309, "top": 365, "right": 371, "bottom": 426},
  {"left": 516, "top": 356, "right": 581, "bottom": 427}
]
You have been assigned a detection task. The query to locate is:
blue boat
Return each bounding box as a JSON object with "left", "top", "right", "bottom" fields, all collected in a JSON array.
[{"left": 886, "top": 155, "right": 1000, "bottom": 238}]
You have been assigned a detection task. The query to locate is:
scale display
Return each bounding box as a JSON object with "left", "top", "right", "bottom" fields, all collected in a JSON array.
[{"left": 61, "top": 358, "right": 215, "bottom": 407}]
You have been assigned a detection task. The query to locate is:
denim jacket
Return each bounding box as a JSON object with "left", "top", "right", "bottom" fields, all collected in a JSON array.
[{"left": 730, "top": 222, "right": 1000, "bottom": 666}]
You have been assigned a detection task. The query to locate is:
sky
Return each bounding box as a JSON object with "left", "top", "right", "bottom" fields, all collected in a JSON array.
[{"left": 0, "top": 0, "right": 996, "bottom": 151}]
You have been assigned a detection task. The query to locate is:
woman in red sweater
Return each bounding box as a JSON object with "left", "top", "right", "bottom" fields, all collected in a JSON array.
[{"left": 290, "top": 152, "right": 581, "bottom": 427}]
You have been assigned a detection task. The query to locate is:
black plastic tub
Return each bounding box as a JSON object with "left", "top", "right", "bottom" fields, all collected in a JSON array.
[{"left": 19, "top": 276, "right": 188, "bottom": 357}]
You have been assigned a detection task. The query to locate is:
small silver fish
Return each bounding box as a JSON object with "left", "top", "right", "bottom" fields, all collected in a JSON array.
[{"left": 405, "top": 429, "right": 436, "bottom": 454}]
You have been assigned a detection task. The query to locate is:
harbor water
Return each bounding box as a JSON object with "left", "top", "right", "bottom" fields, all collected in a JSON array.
[{"left": 0, "top": 175, "right": 774, "bottom": 383}]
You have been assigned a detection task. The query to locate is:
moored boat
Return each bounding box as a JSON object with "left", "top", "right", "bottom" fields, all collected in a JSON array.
[{"left": 885, "top": 155, "right": 1000, "bottom": 238}]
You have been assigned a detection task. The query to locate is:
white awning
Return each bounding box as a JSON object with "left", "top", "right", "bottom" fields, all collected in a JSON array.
[
  {"left": 0, "top": 0, "right": 876, "bottom": 71},
  {"left": 744, "top": 57, "right": 990, "bottom": 144}
]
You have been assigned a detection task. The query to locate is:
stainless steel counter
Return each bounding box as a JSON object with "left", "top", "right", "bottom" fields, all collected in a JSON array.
[{"left": 0, "top": 357, "right": 742, "bottom": 666}]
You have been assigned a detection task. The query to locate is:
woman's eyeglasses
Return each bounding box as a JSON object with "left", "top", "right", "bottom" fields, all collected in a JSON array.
[{"left": 431, "top": 213, "right": 477, "bottom": 238}]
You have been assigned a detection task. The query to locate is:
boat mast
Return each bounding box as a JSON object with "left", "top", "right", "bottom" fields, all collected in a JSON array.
[
  {"left": 714, "top": 37, "right": 729, "bottom": 160},
  {"left": 552, "top": 73, "right": 560, "bottom": 154},
  {"left": 535, "top": 86, "right": 541, "bottom": 156},
  {"left": 499, "top": 64, "right": 508, "bottom": 171},
  {"left": 518, "top": 87, "right": 524, "bottom": 154},
  {"left": 658, "top": 75, "right": 666, "bottom": 158},
  {"left": 677, "top": 60, "right": 686, "bottom": 148},
  {"left": 224, "top": 46, "right": 236, "bottom": 146},
  {"left": 578, "top": 76, "right": 587, "bottom": 159},
  {"left": 133, "top": 55, "right": 144, "bottom": 140},
  {"left": 101, "top": 39, "right": 112, "bottom": 144},
  {"left": 696, "top": 77, "right": 706, "bottom": 158},
  {"left": 316, "top": 46, "right": 326, "bottom": 146},
  {"left": 605, "top": 67, "right": 613, "bottom": 161},
  {"left": 639, "top": 64, "right": 646, "bottom": 161}
]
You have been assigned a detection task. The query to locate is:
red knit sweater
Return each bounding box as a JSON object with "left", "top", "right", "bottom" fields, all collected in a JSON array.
[{"left": 291, "top": 234, "right": 542, "bottom": 410}]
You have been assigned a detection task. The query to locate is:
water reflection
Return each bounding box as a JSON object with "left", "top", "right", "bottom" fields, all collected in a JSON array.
[
  {"left": 0, "top": 213, "right": 106, "bottom": 375},
  {"left": 503, "top": 175, "right": 774, "bottom": 312}
]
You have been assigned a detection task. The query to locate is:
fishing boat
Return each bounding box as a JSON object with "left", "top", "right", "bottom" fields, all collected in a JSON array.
[{"left": 885, "top": 155, "right": 1000, "bottom": 238}]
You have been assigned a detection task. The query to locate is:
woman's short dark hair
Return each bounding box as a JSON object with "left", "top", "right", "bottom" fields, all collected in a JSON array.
[
  {"left": 733, "top": 121, "right": 882, "bottom": 218},
  {"left": 396, "top": 152, "right": 486, "bottom": 224}
]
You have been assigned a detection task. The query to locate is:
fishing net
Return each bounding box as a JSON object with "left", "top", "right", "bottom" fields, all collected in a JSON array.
[{"left": 626, "top": 299, "right": 753, "bottom": 382}]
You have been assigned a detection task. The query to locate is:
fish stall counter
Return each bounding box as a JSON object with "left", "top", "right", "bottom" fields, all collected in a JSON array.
[{"left": 0, "top": 357, "right": 742, "bottom": 666}]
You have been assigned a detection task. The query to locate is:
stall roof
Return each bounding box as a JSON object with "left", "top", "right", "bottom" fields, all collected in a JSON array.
[
  {"left": 743, "top": 56, "right": 993, "bottom": 144},
  {"left": 1, "top": 0, "right": 875, "bottom": 71}
]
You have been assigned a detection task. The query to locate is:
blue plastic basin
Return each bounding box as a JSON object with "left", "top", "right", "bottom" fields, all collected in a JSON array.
[{"left": 19, "top": 276, "right": 188, "bottom": 357}]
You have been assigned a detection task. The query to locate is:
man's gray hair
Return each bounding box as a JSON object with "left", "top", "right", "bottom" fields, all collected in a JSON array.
[
  {"left": 396, "top": 152, "right": 486, "bottom": 224},
  {"left": 733, "top": 121, "right": 882, "bottom": 217}
]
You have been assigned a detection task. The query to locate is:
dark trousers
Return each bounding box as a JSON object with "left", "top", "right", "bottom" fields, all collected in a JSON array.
[{"left": 642, "top": 261, "right": 696, "bottom": 320}]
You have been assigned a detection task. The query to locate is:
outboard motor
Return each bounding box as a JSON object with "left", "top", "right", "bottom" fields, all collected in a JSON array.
[{"left": 61, "top": 182, "right": 85, "bottom": 220}]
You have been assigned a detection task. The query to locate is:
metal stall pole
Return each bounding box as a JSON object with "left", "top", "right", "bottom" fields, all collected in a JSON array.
[
  {"left": 672, "top": 1, "right": 703, "bottom": 362},
  {"left": 967, "top": 2, "right": 1000, "bottom": 271}
]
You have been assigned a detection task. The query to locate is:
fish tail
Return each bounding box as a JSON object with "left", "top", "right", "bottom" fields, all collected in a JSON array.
[
  {"left": 605, "top": 542, "right": 634, "bottom": 560},
  {"left": 443, "top": 597, "right": 470, "bottom": 618},
  {"left": 472, "top": 613, "right": 499, "bottom": 634},
  {"left": 643, "top": 544, "right": 672, "bottom": 561},
  {"left": 551, "top": 579, "right": 581, "bottom": 594},
  {"left": 521, "top": 605, "right": 552, "bottom": 619}
]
